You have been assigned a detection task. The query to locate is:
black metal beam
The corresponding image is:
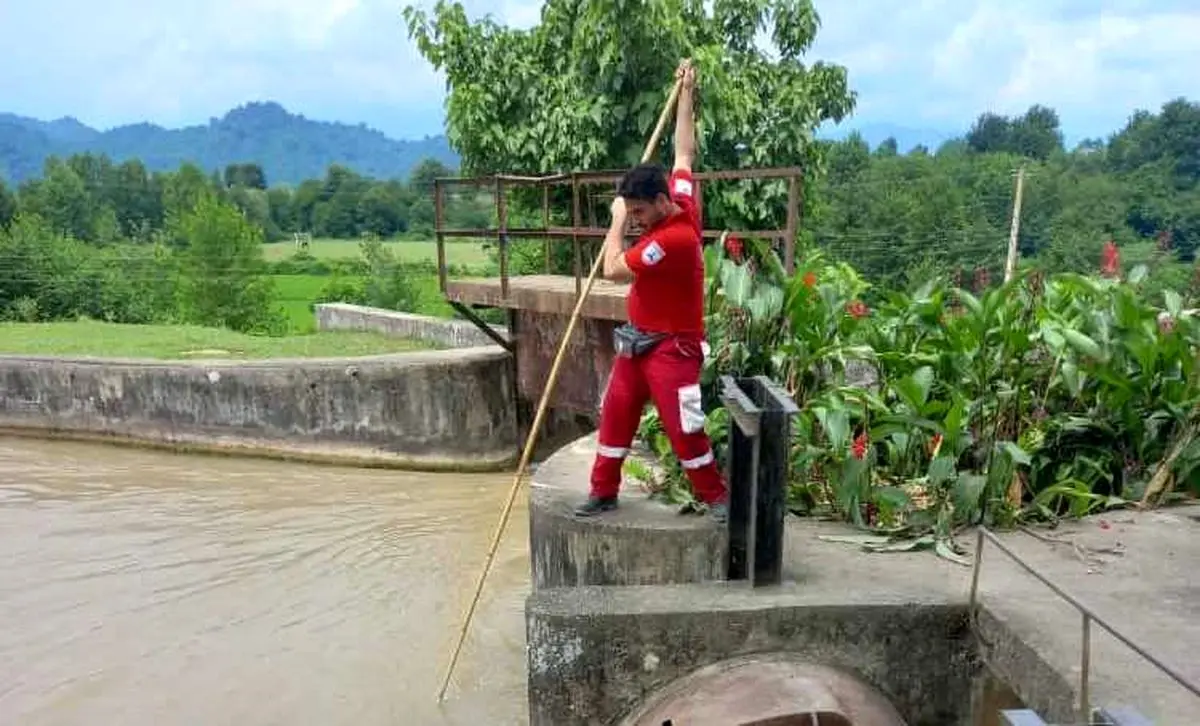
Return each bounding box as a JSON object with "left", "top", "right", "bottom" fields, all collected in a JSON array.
[
  {"left": 447, "top": 301, "right": 513, "bottom": 353},
  {"left": 720, "top": 375, "right": 799, "bottom": 587}
]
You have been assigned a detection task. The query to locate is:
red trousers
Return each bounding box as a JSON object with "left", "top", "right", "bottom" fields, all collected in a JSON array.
[{"left": 590, "top": 335, "right": 727, "bottom": 504}]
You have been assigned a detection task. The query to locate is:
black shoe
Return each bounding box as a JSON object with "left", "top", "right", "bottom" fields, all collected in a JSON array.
[{"left": 574, "top": 496, "right": 618, "bottom": 517}]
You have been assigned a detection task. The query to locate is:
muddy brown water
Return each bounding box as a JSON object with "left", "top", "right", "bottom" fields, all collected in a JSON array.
[{"left": 0, "top": 436, "right": 530, "bottom": 726}]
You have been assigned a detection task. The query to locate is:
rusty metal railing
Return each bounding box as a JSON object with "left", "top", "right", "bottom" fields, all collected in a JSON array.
[
  {"left": 969, "top": 527, "right": 1200, "bottom": 723},
  {"left": 431, "top": 165, "right": 804, "bottom": 300}
]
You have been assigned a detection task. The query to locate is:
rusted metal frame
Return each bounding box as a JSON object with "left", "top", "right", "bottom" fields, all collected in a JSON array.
[
  {"left": 970, "top": 526, "right": 1200, "bottom": 721},
  {"left": 433, "top": 165, "right": 806, "bottom": 294},
  {"left": 568, "top": 166, "right": 805, "bottom": 185},
  {"left": 571, "top": 174, "right": 583, "bottom": 298},
  {"left": 784, "top": 174, "right": 800, "bottom": 275},
  {"left": 495, "top": 178, "right": 510, "bottom": 300},
  {"left": 586, "top": 189, "right": 600, "bottom": 272},
  {"left": 437, "top": 226, "right": 788, "bottom": 241},
  {"left": 434, "top": 165, "right": 804, "bottom": 190},
  {"left": 434, "top": 179, "right": 448, "bottom": 293},
  {"left": 541, "top": 186, "right": 551, "bottom": 273},
  {"left": 435, "top": 173, "right": 570, "bottom": 187},
  {"left": 446, "top": 301, "right": 513, "bottom": 352}
]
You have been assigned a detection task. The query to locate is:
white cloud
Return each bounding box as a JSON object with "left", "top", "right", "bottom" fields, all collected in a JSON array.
[
  {"left": 0, "top": 0, "right": 1195, "bottom": 144},
  {"left": 811, "top": 0, "right": 1200, "bottom": 142}
]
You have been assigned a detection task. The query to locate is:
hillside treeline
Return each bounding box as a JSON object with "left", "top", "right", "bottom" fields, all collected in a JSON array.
[
  {"left": 0, "top": 98, "right": 1197, "bottom": 332},
  {"left": 0, "top": 155, "right": 490, "bottom": 244},
  {"left": 802, "top": 99, "right": 1200, "bottom": 289}
]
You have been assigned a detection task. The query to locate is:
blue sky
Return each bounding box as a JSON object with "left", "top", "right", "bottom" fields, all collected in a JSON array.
[{"left": 0, "top": 0, "right": 1197, "bottom": 147}]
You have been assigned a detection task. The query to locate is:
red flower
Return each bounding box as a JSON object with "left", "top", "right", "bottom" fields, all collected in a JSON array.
[
  {"left": 724, "top": 235, "right": 745, "bottom": 265},
  {"left": 802, "top": 271, "right": 817, "bottom": 288},
  {"left": 1101, "top": 240, "right": 1120, "bottom": 278},
  {"left": 845, "top": 300, "right": 870, "bottom": 319},
  {"left": 928, "top": 433, "right": 944, "bottom": 457},
  {"left": 851, "top": 431, "right": 869, "bottom": 460}
]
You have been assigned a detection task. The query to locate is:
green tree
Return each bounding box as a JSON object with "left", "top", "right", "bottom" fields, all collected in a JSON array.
[
  {"left": 224, "top": 162, "right": 268, "bottom": 189},
  {"left": 409, "top": 157, "right": 454, "bottom": 191},
  {"left": 403, "top": 0, "right": 855, "bottom": 232},
  {"left": 0, "top": 179, "right": 15, "bottom": 228},
  {"left": 172, "top": 193, "right": 282, "bottom": 333}
]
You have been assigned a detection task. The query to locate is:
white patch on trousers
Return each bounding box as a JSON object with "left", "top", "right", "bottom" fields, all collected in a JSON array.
[{"left": 677, "top": 383, "right": 705, "bottom": 434}]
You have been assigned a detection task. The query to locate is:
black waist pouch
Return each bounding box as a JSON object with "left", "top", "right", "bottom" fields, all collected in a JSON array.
[{"left": 613, "top": 324, "right": 667, "bottom": 358}]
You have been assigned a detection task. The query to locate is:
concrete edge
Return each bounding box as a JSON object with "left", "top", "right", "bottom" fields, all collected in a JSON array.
[
  {"left": 525, "top": 580, "right": 966, "bottom": 616},
  {"left": 315, "top": 302, "right": 511, "bottom": 346},
  {"left": 972, "top": 601, "right": 1081, "bottom": 722},
  {"left": 0, "top": 345, "right": 509, "bottom": 369},
  {"left": 0, "top": 425, "right": 520, "bottom": 474}
]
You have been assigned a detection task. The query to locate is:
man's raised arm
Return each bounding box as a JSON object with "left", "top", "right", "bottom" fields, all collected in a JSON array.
[{"left": 673, "top": 60, "right": 697, "bottom": 173}]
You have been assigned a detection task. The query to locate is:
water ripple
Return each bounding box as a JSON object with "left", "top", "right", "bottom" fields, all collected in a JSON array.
[{"left": 0, "top": 436, "right": 530, "bottom": 726}]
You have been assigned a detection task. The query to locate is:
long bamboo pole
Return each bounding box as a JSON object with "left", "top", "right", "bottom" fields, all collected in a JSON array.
[{"left": 435, "top": 75, "right": 685, "bottom": 704}]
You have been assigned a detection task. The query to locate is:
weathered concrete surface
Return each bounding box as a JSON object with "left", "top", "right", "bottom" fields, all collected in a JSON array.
[
  {"left": 526, "top": 581, "right": 976, "bottom": 725},
  {"left": 621, "top": 654, "right": 907, "bottom": 726},
  {"left": 0, "top": 347, "right": 519, "bottom": 471},
  {"left": 314, "top": 302, "right": 510, "bottom": 348},
  {"left": 526, "top": 502, "right": 1200, "bottom": 725},
  {"left": 514, "top": 310, "right": 617, "bottom": 419},
  {"left": 972, "top": 504, "right": 1200, "bottom": 724},
  {"left": 529, "top": 433, "right": 726, "bottom": 589},
  {"left": 523, "top": 427, "right": 1199, "bottom": 725}
]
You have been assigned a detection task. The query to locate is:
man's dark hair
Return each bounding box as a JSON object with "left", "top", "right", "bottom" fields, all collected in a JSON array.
[{"left": 618, "top": 163, "right": 669, "bottom": 202}]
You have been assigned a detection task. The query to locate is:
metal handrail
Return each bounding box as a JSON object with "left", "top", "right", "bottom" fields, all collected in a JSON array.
[
  {"left": 969, "top": 527, "right": 1200, "bottom": 722},
  {"left": 430, "top": 164, "right": 805, "bottom": 297}
]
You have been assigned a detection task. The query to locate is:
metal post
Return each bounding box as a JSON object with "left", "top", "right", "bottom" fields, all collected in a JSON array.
[
  {"left": 785, "top": 175, "right": 799, "bottom": 275},
  {"left": 720, "top": 375, "right": 798, "bottom": 586},
  {"left": 542, "top": 185, "right": 551, "bottom": 273},
  {"left": 721, "top": 377, "right": 761, "bottom": 582},
  {"left": 1081, "top": 613, "right": 1092, "bottom": 723},
  {"left": 748, "top": 375, "right": 798, "bottom": 584},
  {"left": 434, "top": 179, "right": 447, "bottom": 293},
  {"left": 970, "top": 527, "right": 984, "bottom": 613},
  {"left": 571, "top": 175, "right": 583, "bottom": 298},
  {"left": 496, "top": 178, "right": 509, "bottom": 300}
]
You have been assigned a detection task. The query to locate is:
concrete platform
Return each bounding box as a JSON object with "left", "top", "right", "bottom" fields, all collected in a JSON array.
[
  {"left": 971, "top": 505, "right": 1200, "bottom": 724},
  {"left": 523, "top": 433, "right": 1200, "bottom": 725},
  {"left": 445, "top": 275, "right": 630, "bottom": 321},
  {"left": 529, "top": 434, "right": 726, "bottom": 590}
]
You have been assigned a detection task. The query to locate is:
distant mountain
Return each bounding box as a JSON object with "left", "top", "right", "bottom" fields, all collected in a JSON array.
[{"left": 0, "top": 101, "right": 459, "bottom": 186}]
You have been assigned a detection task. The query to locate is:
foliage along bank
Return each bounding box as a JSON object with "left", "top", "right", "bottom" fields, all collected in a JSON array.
[{"left": 630, "top": 240, "right": 1200, "bottom": 556}]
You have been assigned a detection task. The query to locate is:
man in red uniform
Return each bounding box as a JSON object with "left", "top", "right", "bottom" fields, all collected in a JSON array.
[{"left": 574, "top": 60, "right": 729, "bottom": 523}]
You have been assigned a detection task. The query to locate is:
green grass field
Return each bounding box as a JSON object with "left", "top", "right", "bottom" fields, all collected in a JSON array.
[
  {"left": 261, "top": 237, "right": 492, "bottom": 268},
  {"left": 270, "top": 273, "right": 456, "bottom": 333},
  {"left": 0, "top": 320, "right": 433, "bottom": 359},
  {"left": 272, "top": 274, "right": 330, "bottom": 333},
  {"left": 262, "top": 236, "right": 501, "bottom": 334}
]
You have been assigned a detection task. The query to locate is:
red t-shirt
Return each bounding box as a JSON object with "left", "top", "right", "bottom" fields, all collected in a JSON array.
[{"left": 623, "top": 169, "right": 705, "bottom": 336}]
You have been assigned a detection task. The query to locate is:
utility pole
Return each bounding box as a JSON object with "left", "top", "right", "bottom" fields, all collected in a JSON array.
[{"left": 1004, "top": 166, "right": 1026, "bottom": 282}]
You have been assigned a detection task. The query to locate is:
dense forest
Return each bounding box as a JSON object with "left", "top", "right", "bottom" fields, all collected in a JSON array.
[
  {"left": 807, "top": 99, "right": 1200, "bottom": 291},
  {"left": 2, "top": 97, "right": 1195, "bottom": 298},
  {"left": 0, "top": 101, "right": 457, "bottom": 186},
  {"left": 0, "top": 154, "right": 492, "bottom": 244}
]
